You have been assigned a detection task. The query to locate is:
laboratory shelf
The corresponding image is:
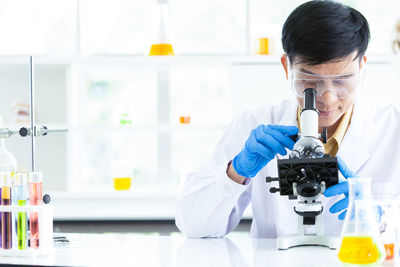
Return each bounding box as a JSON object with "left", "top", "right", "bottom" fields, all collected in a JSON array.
[
  {"left": 0, "top": 55, "right": 281, "bottom": 67},
  {"left": 66, "top": 125, "right": 229, "bottom": 133},
  {"left": 0, "top": 53, "right": 396, "bottom": 68}
]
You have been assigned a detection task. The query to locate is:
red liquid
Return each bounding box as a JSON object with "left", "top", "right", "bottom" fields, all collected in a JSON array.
[
  {"left": 29, "top": 182, "right": 42, "bottom": 248},
  {"left": 1, "top": 188, "right": 11, "bottom": 249}
]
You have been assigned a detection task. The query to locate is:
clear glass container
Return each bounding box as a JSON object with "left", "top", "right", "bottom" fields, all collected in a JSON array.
[
  {"left": 338, "top": 177, "right": 386, "bottom": 264},
  {"left": 111, "top": 160, "right": 133, "bottom": 191},
  {"left": 372, "top": 183, "right": 400, "bottom": 261}
]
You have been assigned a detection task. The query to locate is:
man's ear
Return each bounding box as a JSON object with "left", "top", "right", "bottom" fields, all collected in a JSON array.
[
  {"left": 360, "top": 55, "right": 367, "bottom": 68},
  {"left": 281, "top": 54, "right": 289, "bottom": 80}
]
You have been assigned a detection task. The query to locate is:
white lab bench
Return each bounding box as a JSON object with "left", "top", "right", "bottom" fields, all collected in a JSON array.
[{"left": 0, "top": 233, "right": 397, "bottom": 267}]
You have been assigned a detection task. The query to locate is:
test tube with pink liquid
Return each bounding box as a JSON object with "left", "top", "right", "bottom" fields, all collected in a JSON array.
[{"left": 29, "top": 172, "right": 42, "bottom": 248}]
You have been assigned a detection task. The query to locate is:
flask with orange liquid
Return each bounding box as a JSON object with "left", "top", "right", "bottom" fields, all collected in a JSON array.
[
  {"left": 149, "top": 0, "right": 175, "bottom": 56},
  {"left": 338, "top": 177, "right": 386, "bottom": 264}
]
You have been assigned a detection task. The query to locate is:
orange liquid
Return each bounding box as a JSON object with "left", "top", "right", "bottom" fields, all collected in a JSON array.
[
  {"left": 338, "top": 236, "right": 383, "bottom": 264},
  {"left": 149, "top": 44, "right": 175, "bottom": 56},
  {"left": 179, "top": 116, "right": 191, "bottom": 124},
  {"left": 113, "top": 177, "right": 132, "bottom": 191},
  {"left": 384, "top": 243, "right": 395, "bottom": 260}
]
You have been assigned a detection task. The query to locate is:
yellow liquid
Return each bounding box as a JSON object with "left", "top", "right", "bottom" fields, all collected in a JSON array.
[
  {"left": 257, "top": 38, "right": 269, "bottom": 55},
  {"left": 113, "top": 177, "right": 132, "bottom": 191},
  {"left": 338, "top": 236, "right": 384, "bottom": 264},
  {"left": 149, "top": 44, "right": 175, "bottom": 56}
]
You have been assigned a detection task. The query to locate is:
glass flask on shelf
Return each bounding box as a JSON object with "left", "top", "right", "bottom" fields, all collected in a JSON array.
[
  {"left": 111, "top": 160, "right": 133, "bottom": 191},
  {"left": 178, "top": 105, "right": 191, "bottom": 125},
  {"left": 338, "top": 177, "right": 386, "bottom": 265},
  {"left": 149, "top": 0, "right": 175, "bottom": 56}
]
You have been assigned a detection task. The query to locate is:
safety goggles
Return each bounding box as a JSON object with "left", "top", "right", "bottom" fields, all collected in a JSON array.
[{"left": 289, "top": 69, "right": 361, "bottom": 99}]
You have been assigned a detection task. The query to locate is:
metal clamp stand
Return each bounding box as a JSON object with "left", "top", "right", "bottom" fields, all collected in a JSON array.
[{"left": 0, "top": 57, "right": 68, "bottom": 169}]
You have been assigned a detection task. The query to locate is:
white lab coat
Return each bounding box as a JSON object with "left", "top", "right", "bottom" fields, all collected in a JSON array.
[{"left": 175, "top": 96, "right": 400, "bottom": 238}]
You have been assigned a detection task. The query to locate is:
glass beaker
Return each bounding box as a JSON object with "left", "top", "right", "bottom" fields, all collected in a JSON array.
[
  {"left": 111, "top": 160, "right": 133, "bottom": 191},
  {"left": 373, "top": 200, "right": 400, "bottom": 261},
  {"left": 372, "top": 182, "right": 400, "bottom": 261},
  {"left": 338, "top": 177, "right": 386, "bottom": 265}
]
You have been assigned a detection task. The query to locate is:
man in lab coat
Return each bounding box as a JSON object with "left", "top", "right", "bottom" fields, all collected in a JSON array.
[{"left": 176, "top": 1, "right": 400, "bottom": 238}]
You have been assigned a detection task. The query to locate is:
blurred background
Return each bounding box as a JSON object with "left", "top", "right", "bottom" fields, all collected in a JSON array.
[{"left": 0, "top": 0, "right": 399, "bottom": 235}]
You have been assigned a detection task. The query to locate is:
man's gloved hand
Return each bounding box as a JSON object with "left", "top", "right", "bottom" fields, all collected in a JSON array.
[
  {"left": 324, "top": 157, "right": 357, "bottom": 220},
  {"left": 232, "top": 125, "right": 298, "bottom": 178}
]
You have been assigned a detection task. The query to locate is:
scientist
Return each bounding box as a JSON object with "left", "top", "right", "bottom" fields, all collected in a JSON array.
[{"left": 176, "top": 1, "right": 400, "bottom": 238}]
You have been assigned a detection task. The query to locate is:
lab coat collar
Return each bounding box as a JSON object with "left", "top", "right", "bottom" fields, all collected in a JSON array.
[
  {"left": 275, "top": 97, "right": 370, "bottom": 174},
  {"left": 336, "top": 97, "right": 371, "bottom": 174}
]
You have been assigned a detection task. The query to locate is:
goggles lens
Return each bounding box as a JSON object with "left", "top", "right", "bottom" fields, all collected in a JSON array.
[{"left": 290, "top": 69, "right": 360, "bottom": 99}]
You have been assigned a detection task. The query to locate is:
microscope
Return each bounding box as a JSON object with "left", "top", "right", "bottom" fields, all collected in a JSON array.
[{"left": 266, "top": 88, "right": 339, "bottom": 250}]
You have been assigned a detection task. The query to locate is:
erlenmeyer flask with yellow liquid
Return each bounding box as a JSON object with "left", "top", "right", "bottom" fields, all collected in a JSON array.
[
  {"left": 149, "top": 0, "right": 175, "bottom": 56},
  {"left": 338, "top": 177, "right": 386, "bottom": 265}
]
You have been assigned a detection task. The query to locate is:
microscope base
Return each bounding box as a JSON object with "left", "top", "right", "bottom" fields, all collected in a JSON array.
[{"left": 277, "top": 235, "right": 340, "bottom": 250}]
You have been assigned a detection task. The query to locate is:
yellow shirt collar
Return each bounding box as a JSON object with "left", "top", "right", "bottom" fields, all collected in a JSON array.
[{"left": 296, "top": 105, "right": 353, "bottom": 157}]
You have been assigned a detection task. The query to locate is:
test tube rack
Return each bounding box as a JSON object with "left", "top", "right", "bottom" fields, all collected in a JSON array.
[{"left": 0, "top": 204, "right": 54, "bottom": 257}]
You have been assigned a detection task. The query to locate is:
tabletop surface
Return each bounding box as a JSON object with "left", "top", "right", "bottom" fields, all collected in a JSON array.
[{"left": 0, "top": 233, "right": 397, "bottom": 267}]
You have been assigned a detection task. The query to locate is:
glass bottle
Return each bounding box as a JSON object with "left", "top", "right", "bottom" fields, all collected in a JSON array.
[
  {"left": 338, "top": 177, "right": 386, "bottom": 264},
  {"left": 149, "top": 0, "right": 175, "bottom": 56}
]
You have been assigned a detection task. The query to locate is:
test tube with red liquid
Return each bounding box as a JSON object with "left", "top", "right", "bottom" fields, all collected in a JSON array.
[
  {"left": 29, "top": 172, "right": 42, "bottom": 248},
  {"left": 1, "top": 172, "right": 12, "bottom": 249}
]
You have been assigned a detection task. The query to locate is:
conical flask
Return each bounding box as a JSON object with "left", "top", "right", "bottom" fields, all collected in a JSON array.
[
  {"left": 149, "top": 0, "right": 175, "bottom": 56},
  {"left": 338, "top": 177, "right": 386, "bottom": 264}
]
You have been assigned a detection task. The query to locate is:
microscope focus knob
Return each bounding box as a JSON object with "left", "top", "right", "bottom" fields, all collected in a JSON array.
[{"left": 270, "top": 187, "right": 280, "bottom": 193}]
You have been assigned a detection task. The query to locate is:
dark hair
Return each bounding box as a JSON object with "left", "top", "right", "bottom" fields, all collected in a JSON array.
[{"left": 282, "top": 0, "right": 370, "bottom": 65}]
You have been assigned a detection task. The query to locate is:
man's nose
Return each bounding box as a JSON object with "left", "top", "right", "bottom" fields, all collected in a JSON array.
[{"left": 318, "top": 89, "right": 338, "bottom": 105}]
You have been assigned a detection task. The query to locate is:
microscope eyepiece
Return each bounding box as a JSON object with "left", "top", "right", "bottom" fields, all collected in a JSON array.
[{"left": 303, "top": 88, "right": 318, "bottom": 113}]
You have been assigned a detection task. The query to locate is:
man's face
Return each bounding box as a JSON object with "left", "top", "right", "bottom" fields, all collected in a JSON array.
[{"left": 284, "top": 53, "right": 365, "bottom": 128}]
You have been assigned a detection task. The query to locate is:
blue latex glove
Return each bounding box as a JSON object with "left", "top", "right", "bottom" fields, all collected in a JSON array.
[
  {"left": 232, "top": 125, "right": 298, "bottom": 178},
  {"left": 324, "top": 157, "right": 357, "bottom": 220}
]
